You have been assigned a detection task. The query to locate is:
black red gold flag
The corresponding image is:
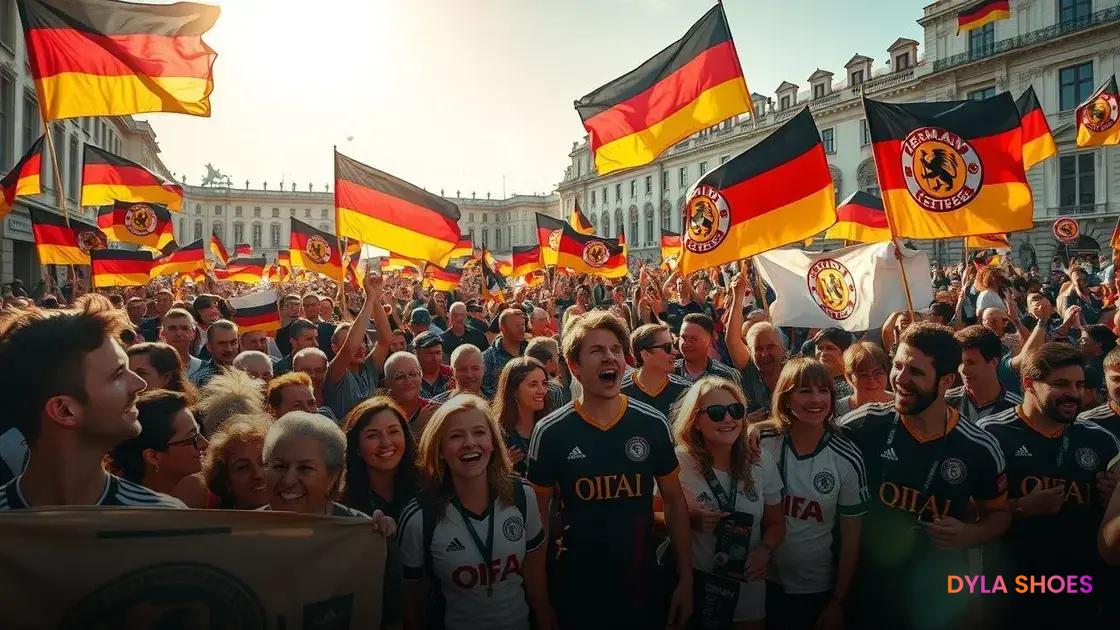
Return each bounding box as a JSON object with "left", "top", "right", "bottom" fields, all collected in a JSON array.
[
  {"left": 276, "top": 249, "right": 291, "bottom": 269},
  {"left": 438, "top": 236, "right": 473, "bottom": 267},
  {"left": 381, "top": 253, "right": 423, "bottom": 274},
  {"left": 1076, "top": 75, "right": 1120, "bottom": 148},
  {"left": 865, "top": 94, "right": 1033, "bottom": 240},
  {"left": 97, "top": 200, "right": 175, "bottom": 251},
  {"left": 234, "top": 243, "right": 252, "bottom": 257},
  {"left": 289, "top": 218, "right": 343, "bottom": 280},
  {"left": 536, "top": 213, "right": 565, "bottom": 267},
  {"left": 482, "top": 258, "right": 507, "bottom": 301},
  {"left": 0, "top": 135, "right": 44, "bottom": 217},
  {"left": 555, "top": 223, "right": 628, "bottom": 279},
  {"left": 151, "top": 238, "right": 205, "bottom": 277},
  {"left": 90, "top": 248, "right": 152, "bottom": 287},
  {"left": 15, "top": 0, "right": 219, "bottom": 121},
  {"left": 966, "top": 234, "right": 1011, "bottom": 250},
  {"left": 81, "top": 144, "right": 183, "bottom": 210},
  {"left": 215, "top": 256, "right": 265, "bottom": 284},
  {"left": 575, "top": 4, "right": 751, "bottom": 175},
  {"left": 678, "top": 107, "right": 836, "bottom": 275},
  {"left": 229, "top": 289, "right": 281, "bottom": 333},
  {"left": 570, "top": 199, "right": 593, "bottom": 235},
  {"left": 956, "top": 0, "right": 1010, "bottom": 34},
  {"left": 483, "top": 249, "right": 513, "bottom": 277},
  {"left": 335, "top": 151, "right": 461, "bottom": 263},
  {"left": 824, "top": 191, "right": 891, "bottom": 243},
  {"left": 1015, "top": 86, "right": 1056, "bottom": 170},
  {"left": 210, "top": 229, "right": 230, "bottom": 265},
  {"left": 660, "top": 229, "right": 681, "bottom": 268},
  {"left": 28, "top": 207, "right": 106, "bottom": 265},
  {"left": 510, "top": 244, "right": 542, "bottom": 278},
  {"left": 423, "top": 262, "right": 464, "bottom": 292}
]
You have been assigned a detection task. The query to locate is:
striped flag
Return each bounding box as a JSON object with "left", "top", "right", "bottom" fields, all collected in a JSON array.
[
  {"left": 423, "top": 262, "right": 464, "bottom": 292},
  {"left": 234, "top": 243, "right": 252, "bottom": 257},
  {"left": 438, "top": 236, "right": 474, "bottom": 267},
  {"left": 510, "top": 244, "right": 542, "bottom": 278},
  {"left": 536, "top": 213, "right": 565, "bottom": 267},
  {"left": 215, "top": 256, "right": 265, "bottom": 284},
  {"left": 1015, "top": 86, "right": 1056, "bottom": 170},
  {"left": 151, "top": 238, "right": 205, "bottom": 277},
  {"left": 555, "top": 223, "right": 628, "bottom": 278},
  {"left": 90, "top": 248, "right": 152, "bottom": 288},
  {"left": 1076, "top": 75, "right": 1120, "bottom": 148},
  {"left": 824, "top": 192, "right": 891, "bottom": 243},
  {"left": 81, "top": 145, "right": 183, "bottom": 210},
  {"left": 289, "top": 218, "right": 343, "bottom": 280},
  {"left": 210, "top": 229, "right": 230, "bottom": 265},
  {"left": 570, "top": 199, "right": 594, "bottom": 235},
  {"left": 482, "top": 258, "right": 507, "bottom": 301},
  {"left": 97, "top": 201, "right": 176, "bottom": 251},
  {"left": 29, "top": 207, "right": 106, "bottom": 265},
  {"left": 0, "top": 135, "right": 44, "bottom": 218},
  {"left": 956, "top": 0, "right": 1010, "bottom": 34},
  {"left": 660, "top": 229, "right": 681, "bottom": 268},
  {"left": 229, "top": 289, "right": 281, "bottom": 333},
  {"left": 966, "top": 234, "right": 1011, "bottom": 250}
]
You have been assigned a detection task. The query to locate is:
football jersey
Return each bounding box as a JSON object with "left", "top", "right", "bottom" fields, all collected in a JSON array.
[
  {"left": 674, "top": 357, "right": 742, "bottom": 386},
  {"left": 1078, "top": 401, "right": 1120, "bottom": 442},
  {"left": 944, "top": 385, "right": 1022, "bottom": 424},
  {"left": 0, "top": 473, "right": 187, "bottom": 510},
  {"left": 759, "top": 427, "right": 870, "bottom": 595},
  {"left": 619, "top": 371, "right": 692, "bottom": 411},
  {"left": 398, "top": 482, "right": 544, "bottom": 630},
  {"left": 526, "top": 396, "right": 677, "bottom": 567},
  {"left": 978, "top": 408, "right": 1120, "bottom": 575}
]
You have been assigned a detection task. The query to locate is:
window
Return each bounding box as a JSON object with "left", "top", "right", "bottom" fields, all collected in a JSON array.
[
  {"left": 482, "top": 213, "right": 487, "bottom": 223},
  {"left": 321, "top": 208, "right": 328, "bottom": 219},
  {"left": 662, "top": 171, "right": 669, "bottom": 191},
  {"left": 304, "top": 208, "right": 311, "bottom": 218},
  {"left": 319, "top": 223, "right": 330, "bottom": 232},
  {"left": 860, "top": 119, "right": 870, "bottom": 146},
  {"left": 968, "top": 24, "right": 994, "bottom": 58},
  {"left": 193, "top": 220, "right": 202, "bottom": 240},
  {"left": 720, "top": 155, "right": 730, "bottom": 165},
  {"left": 270, "top": 223, "right": 281, "bottom": 247},
  {"left": 252, "top": 223, "right": 262, "bottom": 248},
  {"left": 211, "top": 205, "right": 221, "bottom": 216},
  {"left": 482, "top": 228, "right": 489, "bottom": 248},
  {"left": 895, "top": 52, "right": 910, "bottom": 70},
  {"left": 233, "top": 223, "right": 244, "bottom": 243},
  {"left": 645, "top": 176, "right": 652, "bottom": 194},
  {"left": 0, "top": 0, "right": 14, "bottom": 49},
  {"left": 0, "top": 73, "right": 11, "bottom": 169},
  {"left": 645, "top": 212, "right": 653, "bottom": 245},
  {"left": 496, "top": 229, "right": 502, "bottom": 250},
  {"left": 289, "top": 208, "right": 296, "bottom": 216},
  {"left": 699, "top": 162, "right": 708, "bottom": 176},
  {"left": 22, "top": 94, "right": 38, "bottom": 151},
  {"left": 850, "top": 70, "right": 864, "bottom": 86},
  {"left": 780, "top": 95, "right": 791, "bottom": 110},
  {"left": 615, "top": 184, "right": 621, "bottom": 201},
  {"left": 602, "top": 187, "right": 607, "bottom": 203},
  {"left": 679, "top": 167, "right": 687, "bottom": 188},
  {"left": 195, "top": 203, "right": 202, "bottom": 215},
  {"left": 1059, "top": 0, "right": 1092, "bottom": 27},
  {"left": 67, "top": 136, "right": 79, "bottom": 199},
  {"left": 1059, "top": 153, "right": 1095, "bottom": 210},
  {"left": 253, "top": 207, "right": 261, "bottom": 218},
  {"left": 630, "top": 180, "right": 636, "bottom": 197},
  {"left": 813, "top": 84, "right": 825, "bottom": 99},
  {"left": 821, "top": 128, "right": 835, "bottom": 154},
  {"left": 629, "top": 210, "right": 638, "bottom": 243},
  {"left": 968, "top": 86, "right": 996, "bottom": 101},
  {"left": 661, "top": 204, "right": 671, "bottom": 230},
  {"left": 590, "top": 189, "right": 596, "bottom": 206},
  {"left": 1059, "top": 62, "right": 1094, "bottom": 110},
  {"left": 468, "top": 212, "right": 474, "bottom": 222}
]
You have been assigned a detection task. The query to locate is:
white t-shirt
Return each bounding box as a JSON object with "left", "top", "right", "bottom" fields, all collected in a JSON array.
[
  {"left": 975, "top": 289, "right": 1006, "bottom": 315},
  {"left": 399, "top": 482, "right": 544, "bottom": 630}
]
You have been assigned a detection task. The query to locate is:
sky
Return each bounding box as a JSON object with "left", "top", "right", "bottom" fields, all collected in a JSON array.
[{"left": 142, "top": 0, "right": 925, "bottom": 198}]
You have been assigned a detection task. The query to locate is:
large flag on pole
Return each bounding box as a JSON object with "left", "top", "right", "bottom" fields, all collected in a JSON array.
[
  {"left": 1076, "top": 75, "right": 1120, "bottom": 148},
  {"left": 0, "top": 135, "right": 44, "bottom": 218},
  {"left": 289, "top": 218, "right": 343, "bottom": 280},
  {"left": 956, "top": 0, "right": 1010, "bottom": 34},
  {"left": 536, "top": 213, "right": 565, "bottom": 267},
  {"left": 90, "top": 248, "right": 152, "bottom": 287},
  {"left": 865, "top": 94, "right": 1033, "bottom": 239},
  {"left": 97, "top": 201, "right": 175, "bottom": 251},
  {"left": 555, "top": 223, "right": 628, "bottom": 278},
  {"left": 824, "top": 192, "right": 891, "bottom": 243},
  {"left": 570, "top": 199, "right": 594, "bottom": 235},
  {"left": 28, "top": 208, "right": 106, "bottom": 265},
  {"left": 230, "top": 289, "right": 281, "bottom": 333},
  {"left": 1015, "top": 86, "right": 1056, "bottom": 170},
  {"left": 575, "top": 3, "right": 752, "bottom": 175},
  {"left": 81, "top": 145, "right": 184, "bottom": 210},
  {"left": 678, "top": 107, "right": 836, "bottom": 275},
  {"left": 335, "top": 151, "right": 461, "bottom": 263},
  {"left": 15, "top": 0, "right": 219, "bottom": 121},
  {"left": 965, "top": 233, "right": 1011, "bottom": 250}
]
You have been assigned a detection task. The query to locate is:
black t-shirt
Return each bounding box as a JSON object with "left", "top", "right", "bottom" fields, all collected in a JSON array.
[
  {"left": 276, "top": 320, "right": 295, "bottom": 357},
  {"left": 619, "top": 372, "right": 691, "bottom": 411},
  {"left": 317, "top": 321, "right": 337, "bottom": 359},
  {"left": 440, "top": 327, "right": 488, "bottom": 357}
]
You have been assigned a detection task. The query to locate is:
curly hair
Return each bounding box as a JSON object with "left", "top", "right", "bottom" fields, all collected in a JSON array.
[
  {"left": 202, "top": 413, "right": 271, "bottom": 509},
  {"left": 196, "top": 369, "right": 266, "bottom": 436}
]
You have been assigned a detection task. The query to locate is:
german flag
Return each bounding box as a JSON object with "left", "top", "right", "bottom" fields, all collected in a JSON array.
[
  {"left": 234, "top": 243, "right": 252, "bottom": 257},
  {"left": 265, "top": 263, "right": 288, "bottom": 284},
  {"left": 576, "top": 4, "right": 751, "bottom": 175},
  {"left": 1076, "top": 75, "right": 1120, "bottom": 148},
  {"left": 276, "top": 249, "right": 291, "bottom": 269},
  {"left": 210, "top": 229, "right": 230, "bottom": 265},
  {"left": 660, "top": 229, "right": 681, "bottom": 266},
  {"left": 90, "top": 248, "right": 152, "bottom": 288},
  {"left": 289, "top": 218, "right": 343, "bottom": 280},
  {"left": 29, "top": 207, "right": 106, "bottom": 265},
  {"left": 956, "top": 0, "right": 1010, "bottom": 34},
  {"left": 510, "top": 244, "right": 542, "bottom": 278},
  {"left": 423, "top": 262, "right": 463, "bottom": 292},
  {"left": 570, "top": 199, "right": 593, "bottom": 235},
  {"left": 482, "top": 258, "right": 507, "bottom": 301},
  {"left": 484, "top": 249, "right": 513, "bottom": 277},
  {"left": 0, "top": 135, "right": 44, "bottom": 217},
  {"left": 381, "top": 252, "right": 423, "bottom": 273},
  {"left": 81, "top": 145, "right": 184, "bottom": 210},
  {"left": 678, "top": 107, "right": 836, "bottom": 275},
  {"left": 555, "top": 223, "right": 628, "bottom": 278},
  {"left": 865, "top": 94, "right": 1033, "bottom": 240},
  {"left": 151, "top": 238, "right": 205, "bottom": 277},
  {"left": 824, "top": 191, "right": 891, "bottom": 243},
  {"left": 1016, "top": 86, "right": 1056, "bottom": 170},
  {"left": 966, "top": 233, "right": 1011, "bottom": 250},
  {"left": 344, "top": 237, "right": 362, "bottom": 261},
  {"left": 229, "top": 289, "right": 281, "bottom": 334},
  {"left": 438, "top": 236, "right": 473, "bottom": 267},
  {"left": 16, "top": 0, "right": 219, "bottom": 121},
  {"left": 97, "top": 200, "right": 175, "bottom": 251},
  {"left": 536, "top": 213, "right": 565, "bottom": 267},
  {"left": 335, "top": 151, "right": 461, "bottom": 263},
  {"left": 215, "top": 256, "right": 265, "bottom": 284}
]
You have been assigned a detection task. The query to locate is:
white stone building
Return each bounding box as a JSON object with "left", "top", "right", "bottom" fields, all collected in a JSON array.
[{"left": 556, "top": 0, "right": 1120, "bottom": 270}]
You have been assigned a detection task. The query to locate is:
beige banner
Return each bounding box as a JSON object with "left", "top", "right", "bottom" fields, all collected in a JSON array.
[{"left": 0, "top": 507, "right": 385, "bottom": 629}]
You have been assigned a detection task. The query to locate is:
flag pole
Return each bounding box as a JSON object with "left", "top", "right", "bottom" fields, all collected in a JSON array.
[
  {"left": 332, "top": 146, "right": 349, "bottom": 319},
  {"left": 41, "top": 122, "right": 82, "bottom": 297}
]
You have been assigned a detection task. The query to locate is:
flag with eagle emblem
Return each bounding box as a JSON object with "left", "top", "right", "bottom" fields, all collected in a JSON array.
[
  {"left": 1076, "top": 75, "right": 1120, "bottom": 148},
  {"left": 289, "top": 218, "right": 343, "bottom": 280},
  {"left": 97, "top": 201, "right": 175, "bottom": 251}
]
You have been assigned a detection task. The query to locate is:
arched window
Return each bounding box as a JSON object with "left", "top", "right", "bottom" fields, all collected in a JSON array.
[
  {"left": 628, "top": 206, "right": 639, "bottom": 244},
  {"left": 614, "top": 209, "right": 624, "bottom": 239},
  {"left": 857, "top": 159, "right": 879, "bottom": 197},
  {"left": 601, "top": 211, "right": 611, "bottom": 237},
  {"left": 482, "top": 228, "right": 489, "bottom": 248},
  {"left": 643, "top": 203, "right": 654, "bottom": 245},
  {"left": 270, "top": 223, "right": 281, "bottom": 247},
  {"left": 660, "top": 199, "right": 673, "bottom": 233},
  {"left": 233, "top": 222, "right": 244, "bottom": 244},
  {"left": 193, "top": 220, "right": 202, "bottom": 240},
  {"left": 252, "top": 223, "right": 262, "bottom": 248}
]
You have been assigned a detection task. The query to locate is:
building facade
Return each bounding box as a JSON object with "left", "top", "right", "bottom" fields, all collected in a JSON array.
[{"left": 556, "top": 0, "right": 1120, "bottom": 270}]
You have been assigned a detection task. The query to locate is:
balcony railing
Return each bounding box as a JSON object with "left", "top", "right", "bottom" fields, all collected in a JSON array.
[
  {"left": 932, "top": 6, "right": 1120, "bottom": 73},
  {"left": 1043, "top": 203, "right": 1110, "bottom": 218}
]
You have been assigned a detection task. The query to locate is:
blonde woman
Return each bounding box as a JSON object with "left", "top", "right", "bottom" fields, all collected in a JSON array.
[
  {"left": 399, "top": 394, "right": 555, "bottom": 630},
  {"left": 757, "top": 358, "right": 867, "bottom": 630},
  {"left": 664, "top": 376, "right": 785, "bottom": 629}
]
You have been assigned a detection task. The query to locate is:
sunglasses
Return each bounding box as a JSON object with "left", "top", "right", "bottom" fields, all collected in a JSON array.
[
  {"left": 641, "top": 342, "right": 674, "bottom": 354},
  {"left": 698, "top": 403, "right": 746, "bottom": 422}
]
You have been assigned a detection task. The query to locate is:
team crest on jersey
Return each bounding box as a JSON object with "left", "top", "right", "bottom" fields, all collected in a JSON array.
[
  {"left": 745, "top": 486, "right": 759, "bottom": 502},
  {"left": 941, "top": 458, "right": 968, "bottom": 484},
  {"left": 807, "top": 259, "right": 856, "bottom": 320},
  {"left": 548, "top": 229, "right": 562, "bottom": 250},
  {"left": 305, "top": 235, "right": 333, "bottom": 264},
  {"left": 813, "top": 470, "right": 836, "bottom": 494},
  {"left": 1082, "top": 91, "right": 1118, "bottom": 133},
  {"left": 503, "top": 515, "right": 525, "bottom": 542},
  {"left": 624, "top": 436, "right": 650, "bottom": 462},
  {"left": 901, "top": 127, "right": 983, "bottom": 213},
  {"left": 683, "top": 185, "right": 730, "bottom": 254},
  {"left": 1075, "top": 447, "right": 1099, "bottom": 471},
  {"left": 78, "top": 230, "right": 107, "bottom": 254},
  {"left": 124, "top": 203, "right": 158, "bottom": 236},
  {"left": 582, "top": 240, "right": 609, "bottom": 268}
]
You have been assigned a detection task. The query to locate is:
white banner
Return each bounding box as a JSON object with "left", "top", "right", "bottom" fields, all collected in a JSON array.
[{"left": 754, "top": 242, "right": 933, "bottom": 332}]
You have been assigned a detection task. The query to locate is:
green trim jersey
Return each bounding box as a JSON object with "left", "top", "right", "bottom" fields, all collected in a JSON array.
[
  {"left": 619, "top": 371, "right": 692, "bottom": 411},
  {"left": 1078, "top": 401, "right": 1120, "bottom": 442},
  {"left": 944, "top": 385, "right": 1022, "bottom": 424},
  {"left": 759, "top": 427, "right": 870, "bottom": 595}
]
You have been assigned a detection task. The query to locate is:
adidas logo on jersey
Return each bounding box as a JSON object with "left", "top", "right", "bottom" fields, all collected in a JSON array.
[
  {"left": 880, "top": 447, "right": 899, "bottom": 461},
  {"left": 697, "top": 491, "right": 714, "bottom": 504},
  {"left": 446, "top": 538, "right": 466, "bottom": 553},
  {"left": 567, "top": 446, "right": 587, "bottom": 460},
  {"left": 1015, "top": 445, "right": 1032, "bottom": 457}
]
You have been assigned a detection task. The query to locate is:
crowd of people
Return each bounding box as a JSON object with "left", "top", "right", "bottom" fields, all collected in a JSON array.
[{"left": 2, "top": 248, "right": 1120, "bottom": 630}]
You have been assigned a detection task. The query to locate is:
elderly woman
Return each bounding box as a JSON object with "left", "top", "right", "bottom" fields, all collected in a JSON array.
[
  {"left": 383, "top": 351, "right": 436, "bottom": 433},
  {"left": 834, "top": 342, "right": 893, "bottom": 417},
  {"left": 202, "top": 414, "right": 271, "bottom": 509},
  {"left": 127, "top": 342, "right": 197, "bottom": 399}
]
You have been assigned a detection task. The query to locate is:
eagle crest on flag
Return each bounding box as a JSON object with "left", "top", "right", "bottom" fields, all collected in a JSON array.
[
  {"left": 305, "top": 235, "right": 332, "bottom": 265},
  {"left": 582, "top": 241, "right": 609, "bottom": 268},
  {"left": 124, "top": 204, "right": 157, "bottom": 236}
]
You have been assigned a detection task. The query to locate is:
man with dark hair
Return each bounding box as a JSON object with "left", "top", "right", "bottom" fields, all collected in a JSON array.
[
  {"left": 622, "top": 323, "right": 691, "bottom": 410},
  {"left": 675, "top": 312, "right": 740, "bottom": 385},
  {"left": 482, "top": 308, "right": 527, "bottom": 393},
  {"left": 413, "top": 331, "right": 453, "bottom": 399},
  {"left": 0, "top": 298, "right": 185, "bottom": 507},
  {"left": 927, "top": 301, "right": 954, "bottom": 326},
  {"left": 946, "top": 325, "right": 1022, "bottom": 423},
  {"left": 325, "top": 273, "right": 393, "bottom": 419},
  {"left": 274, "top": 318, "right": 320, "bottom": 377},
  {"left": 814, "top": 327, "right": 855, "bottom": 397},
  {"left": 125, "top": 297, "right": 146, "bottom": 329},
  {"left": 275, "top": 293, "right": 304, "bottom": 357},
  {"left": 1081, "top": 324, "right": 1117, "bottom": 406},
  {"left": 838, "top": 322, "right": 1009, "bottom": 629},
  {"left": 1081, "top": 345, "right": 1120, "bottom": 440},
  {"left": 190, "top": 320, "right": 239, "bottom": 387},
  {"left": 980, "top": 343, "right": 1120, "bottom": 626}
]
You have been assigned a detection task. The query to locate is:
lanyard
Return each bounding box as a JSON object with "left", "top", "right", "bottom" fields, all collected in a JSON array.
[
  {"left": 702, "top": 466, "right": 738, "bottom": 513},
  {"left": 885, "top": 413, "right": 949, "bottom": 523},
  {"left": 451, "top": 495, "right": 496, "bottom": 596}
]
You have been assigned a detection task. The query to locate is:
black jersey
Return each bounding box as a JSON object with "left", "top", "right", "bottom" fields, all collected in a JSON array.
[
  {"left": 0, "top": 474, "right": 187, "bottom": 510},
  {"left": 673, "top": 357, "right": 742, "bottom": 386},
  {"left": 944, "top": 385, "right": 1022, "bottom": 424},
  {"left": 1078, "top": 401, "right": 1120, "bottom": 442},
  {"left": 619, "top": 371, "right": 692, "bottom": 411}
]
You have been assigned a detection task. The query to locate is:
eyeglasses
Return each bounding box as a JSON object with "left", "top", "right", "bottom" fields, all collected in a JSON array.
[
  {"left": 641, "top": 342, "right": 675, "bottom": 354},
  {"left": 167, "top": 431, "right": 204, "bottom": 449},
  {"left": 698, "top": 403, "right": 746, "bottom": 422}
]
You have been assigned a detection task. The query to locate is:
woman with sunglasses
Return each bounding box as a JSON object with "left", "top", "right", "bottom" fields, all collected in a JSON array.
[
  {"left": 834, "top": 342, "right": 893, "bottom": 417},
  {"left": 757, "top": 358, "right": 867, "bottom": 630},
  {"left": 663, "top": 376, "right": 785, "bottom": 629},
  {"left": 491, "top": 357, "right": 550, "bottom": 475}
]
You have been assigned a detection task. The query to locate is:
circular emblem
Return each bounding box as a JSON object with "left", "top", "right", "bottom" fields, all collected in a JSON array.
[
  {"left": 624, "top": 436, "right": 650, "bottom": 463},
  {"left": 1081, "top": 91, "right": 1119, "bottom": 133},
  {"left": 548, "top": 229, "right": 562, "bottom": 250},
  {"left": 1076, "top": 447, "right": 1099, "bottom": 471},
  {"left": 900, "top": 127, "right": 983, "bottom": 212},
  {"left": 503, "top": 515, "right": 525, "bottom": 542},
  {"left": 745, "top": 486, "right": 759, "bottom": 502},
  {"left": 941, "top": 458, "right": 968, "bottom": 485},
  {"left": 78, "top": 230, "right": 107, "bottom": 254},
  {"left": 123, "top": 203, "right": 158, "bottom": 236},
  {"left": 1052, "top": 216, "right": 1079, "bottom": 244},
  {"left": 60, "top": 562, "right": 266, "bottom": 628},
  {"left": 813, "top": 470, "right": 836, "bottom": 494},
  {"left": 683, "top": 184, "right": 730, "bottom": 253},
  {"left": 305, "top": 234, "right": 333, "bottom": 264},
  {"left": 582, "top": 240, "right": 610, "bottom": 268},
  {"left": 807, "top": 258, "right": 857, "bottom": 320}
]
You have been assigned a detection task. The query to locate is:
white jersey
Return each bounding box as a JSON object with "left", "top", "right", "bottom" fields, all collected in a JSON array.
[
  {"left": 759, "top": 428, "right": 869, "bottom": 594},
  {"left": 399, "top": 481, "right": 544, "bottom": 630}
]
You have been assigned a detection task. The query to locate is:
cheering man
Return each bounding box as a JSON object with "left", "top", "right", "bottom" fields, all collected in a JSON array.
[
  {"left": 622, "top": 323, "right": 692, "bottom": 410},
  {"left": 945, "top": 326, "right": 1022, "bottom": 423}
]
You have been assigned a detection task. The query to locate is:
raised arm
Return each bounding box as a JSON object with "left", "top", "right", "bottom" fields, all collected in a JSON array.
[
  {"left": 726, "top": 272, "right": 751, "bottom": 371},
  {"left": 326, "top": 272, "right": 381, "bottom": 385}
]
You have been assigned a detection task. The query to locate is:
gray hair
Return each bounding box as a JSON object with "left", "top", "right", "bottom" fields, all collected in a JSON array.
[
  {"left": 745, "top": 321, "right": 784, "bottom": 351},
  {"left": 526, "top": 336, "right": 558, "bottom": 363},
  {"left": 263, "top": 412, "right": 347, "bottom": 482},
  {"left": 292, "top": 346, "right": 328, "bottom": 368},
  {"left": 233, "top": 350, "right": 272, "bottom": 372},
  {"left": 384, "top": 350, "right": 420, "bottom": 377},
  {"left": 531, "top": 307, "right": 549, "bottom": 322},
  {"left": 449, "top": 302, "right": 467, "bottom": 315},
  {"left": 450, "top": 343, "right": 483, "bottom": 367}
]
